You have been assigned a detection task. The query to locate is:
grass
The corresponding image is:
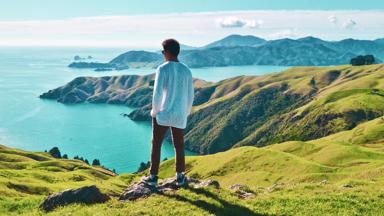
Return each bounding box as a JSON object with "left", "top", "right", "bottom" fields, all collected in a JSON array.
[
  {"left": 186, "top": 64, "right": 384, "bottom": 153},
  {"left": 2, "top": 116, "right": 384, "bottom": 215},
  {"left": 1, "top": 65, "right": 384, "bottom": 215}
]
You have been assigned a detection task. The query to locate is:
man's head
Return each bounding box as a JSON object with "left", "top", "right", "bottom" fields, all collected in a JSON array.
[{"left": 162, "top": 39, "right": 180, "bottom": 61}]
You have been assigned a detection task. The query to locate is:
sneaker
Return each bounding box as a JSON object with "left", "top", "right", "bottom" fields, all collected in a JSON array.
[
  {"left": 176, "top": 173, "right": 187, "bottom": 187},
  {"left": 141, "top": 175, "right": 158, "bottom": 186}
]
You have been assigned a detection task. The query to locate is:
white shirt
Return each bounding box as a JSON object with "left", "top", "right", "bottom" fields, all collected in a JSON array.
[{"left": 150, "top": 61, "right": 194, "bottom": 129}]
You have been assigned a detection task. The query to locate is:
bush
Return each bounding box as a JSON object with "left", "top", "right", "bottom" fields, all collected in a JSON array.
[
  {"left": 48, "top": 147, "right": 61, "bottom": 158},
  {"left": 136, "top": 161, "right": 150, "bottom": 173},
  {"left": 350, "top": 55, "right": 375, "bottom": 66},
  {"left": 92, "top": 159, "right": 101, "bottom": 166}
]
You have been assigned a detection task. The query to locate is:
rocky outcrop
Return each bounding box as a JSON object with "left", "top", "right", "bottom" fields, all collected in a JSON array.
[
  {"left": 40, "top": 74, "right": 208, "bottom": 120},
  {"left": 40, "top": 185, "right": 109, "bottom": 212},
  {"left": 40, "top": 74, "right": 155, "bottom": 106},
  {"left": 119, "top": 177, "right": 220, "bottom": 201},
  {"left": 68, "top": 62, "right": 116, "bottom": 69},
  {"left": 125, "top": 104, "right": 152, "bottom": 121}
]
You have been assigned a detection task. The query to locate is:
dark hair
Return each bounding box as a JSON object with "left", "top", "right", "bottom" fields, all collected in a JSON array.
[{"left": 162, "top": 39, "right": 180, "bottom": 56}]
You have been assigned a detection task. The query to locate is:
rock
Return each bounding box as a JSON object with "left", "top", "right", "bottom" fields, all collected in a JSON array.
[
  {"left": 229, "top": 184, "right": 256, "bottom": 199},
  {"left": 94, "top": 68, "right": 113, "bottom": 72},
  {"left": 342, "top": 184, "right": 353, "bottom": 188},
  {"left": 157, "top": 178, "right": 180, "bottom": 191},
  {"left": 194, "top": 179, "right": 220, "bottom": 189},
  {"left": 74, "top": 55, "right": 82, "bottom": 61},
  {"left": 40, "top": 185, "right": 109, "bottom": 212},
  {"left": 127, "top": 105, "right": 152, "bottom": 121},
  {"left": 119, "top": 182, "right": 157, "bottom": 201},
  {"left": 266, "top": 183, "right": 285, "bottom": 193},
  {"left": 68, "top": 62, "right": 116, "bottom": 69},
  {"left": 319, "top": 179, "right": 328, "bottom": 185},
  {"left": 119, "top": 177, "right": 220, "bottom": 201},
  {"left": 229, "top": 184, "right": 247, "bottom": 191}
]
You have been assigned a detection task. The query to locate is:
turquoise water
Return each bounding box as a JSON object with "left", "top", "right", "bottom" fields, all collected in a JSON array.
[{"left": 0, "top": 47, "right": 288, "bottom": 173}]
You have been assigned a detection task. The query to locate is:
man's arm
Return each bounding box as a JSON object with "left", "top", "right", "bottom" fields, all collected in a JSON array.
[
  {"left": 150, "top": 68, "right": 164, "bottom": 118},
  {"left": 186, "top": 76, "right": 194, "bottom": 116}
]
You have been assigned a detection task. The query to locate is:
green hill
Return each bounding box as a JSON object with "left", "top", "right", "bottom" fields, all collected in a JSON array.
[
  {"left": 185, "top": 64, "right": 384, "bottom": 153},
  {"left": 23, "top": 64, "right": 384, "bottom": 215},
  {"left": 41, "top": 64, "right": 384, "bottom": 156},
  {"left": 1, "top": 115, "right": 384, "bottom": 215}
]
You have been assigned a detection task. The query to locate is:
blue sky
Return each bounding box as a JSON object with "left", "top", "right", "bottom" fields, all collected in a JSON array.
[
  {"left": 0, "top": 0, "right": 383, "bottom": 47},
  {"left": 1, "top": 0, "right": 384, "bottom": 20}
]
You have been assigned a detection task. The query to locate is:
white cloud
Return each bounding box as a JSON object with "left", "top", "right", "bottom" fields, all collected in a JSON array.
[
  {"left": 245, "top": 19, "right": 263, "bottom": 29},
  {"left": 217, "top": 16, "right": 247, "bottom": 28},
  {"left": 217, "top": 16, "right": 263, "bottom": 29},
  {"left": 328, "top": 15, "right": 338, "bottom": 24},
  {"left": 342, "top": 19, "right": 357, "bottom": 29}
]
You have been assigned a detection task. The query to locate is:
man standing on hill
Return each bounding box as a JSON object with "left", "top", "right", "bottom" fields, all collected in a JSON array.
[{"left": 142, "top": 39, "right": 194, "bottom": 186}]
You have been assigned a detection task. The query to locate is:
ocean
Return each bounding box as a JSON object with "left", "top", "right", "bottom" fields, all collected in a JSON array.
[{"left": 0, "top": 47, "right": 288, "bottom": 173}]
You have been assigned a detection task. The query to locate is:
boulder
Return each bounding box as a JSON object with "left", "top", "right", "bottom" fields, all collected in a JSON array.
[
  {"left": 342, "top": 184, "right": 353, "bottom": 188},
  {"left": 194, "top": 179, "right": 220, "bottom": 189},
  {"left": 40, "top": 185, "right": 109, "bottom": 212},
  {"left": 266, "top": 183, "right": 285, "bottom": 193},
  {"left": 119, "top": 182, "right": 157, "bottom": 201},
  {"left": 229, "top": 184, "right": 255, "bottom": 199},
  {"left": 119, "top": 177, "right": 220, "bottom": 201}
]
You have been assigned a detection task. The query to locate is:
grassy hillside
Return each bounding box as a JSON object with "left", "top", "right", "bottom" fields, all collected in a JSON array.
[
  {"left": 41, "top": 64, "right": 384, "bottom": 155},
  {"left": 0, "top": 144, "right": 136, "bottom": 215},
  {"left": 185, "top": 64, "right": 384, "bottom": 154},
  {"left": 1, "top": 115, "right": 384, "bottom": 215}
]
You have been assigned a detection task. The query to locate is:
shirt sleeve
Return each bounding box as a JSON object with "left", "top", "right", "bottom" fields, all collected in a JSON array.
[
  {"left": 186, "top": 76, "right": 194, "bottom": 116},
  {"left": 150, "top": 67, "right": 165, "bottom": 118}
]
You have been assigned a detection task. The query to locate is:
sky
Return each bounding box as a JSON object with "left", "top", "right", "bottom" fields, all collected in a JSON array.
[{"left": 0, "top": 0, "right": 383, "bottom": 47}]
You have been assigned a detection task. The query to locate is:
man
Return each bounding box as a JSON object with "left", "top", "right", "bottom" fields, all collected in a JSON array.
[{"left": 142, "top": 39, "right": 194, "bottom": 186}]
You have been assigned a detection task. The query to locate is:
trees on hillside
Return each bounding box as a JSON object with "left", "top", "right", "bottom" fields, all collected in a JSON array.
[{"left": 350, "top": 55, "right": 375, "bottom": 66}]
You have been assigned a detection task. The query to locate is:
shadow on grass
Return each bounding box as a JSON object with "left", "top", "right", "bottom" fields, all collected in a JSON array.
[{"left": 161, "top": 187, "right": 265, "bottom": 216}]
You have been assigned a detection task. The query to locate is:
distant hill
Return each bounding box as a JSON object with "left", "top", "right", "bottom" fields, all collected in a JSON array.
[
  {"left": 375, "top": 38, "right": 384, "bottom": 44},
  {"left": 68, "top": 35, "right": 384, "bottom": 69},
  {"left": 180, "top": 43, "right": 197, "bottom": 50},
  {"left": 109, "top": 51, "right": 163, "bottom": 69},
  {"left": 203, "top": 34, "right": 266, "bottom": 48}
]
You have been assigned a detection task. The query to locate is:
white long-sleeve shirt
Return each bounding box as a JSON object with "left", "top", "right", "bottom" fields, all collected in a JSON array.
[{"left": 150, "top": 61, "right": 194, "bottom": 129}]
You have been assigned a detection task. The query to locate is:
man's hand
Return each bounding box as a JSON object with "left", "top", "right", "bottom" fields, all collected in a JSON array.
[{"left": 150, "top": 109, "right": 156, "bottom": 118}]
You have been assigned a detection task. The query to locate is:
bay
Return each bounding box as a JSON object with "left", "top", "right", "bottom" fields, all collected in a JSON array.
[{"left": 0, "top": 47, "right": 288, "bottom": 173}]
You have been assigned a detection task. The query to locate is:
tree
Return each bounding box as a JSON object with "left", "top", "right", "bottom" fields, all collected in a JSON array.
[
  {"left": 136, "top": 161, "right": 150, "bottom": 173},
  {"left": 62, "top": 154, "right": 68, "bottom": 159},
  {"left": 48, "top": 147, "right": 61, "bottom": 158},
  {"left": 365, "top": 55, "right": 375, "bottom": 65},
  {"left": 92, "top": 159, "right": 101, "bottom": 166},
  {"left": 350, "top": 55, "right": 376, "bottom": 66},
  {"left": 84, "top": 159, "right": 89, "bottom": 164}
]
